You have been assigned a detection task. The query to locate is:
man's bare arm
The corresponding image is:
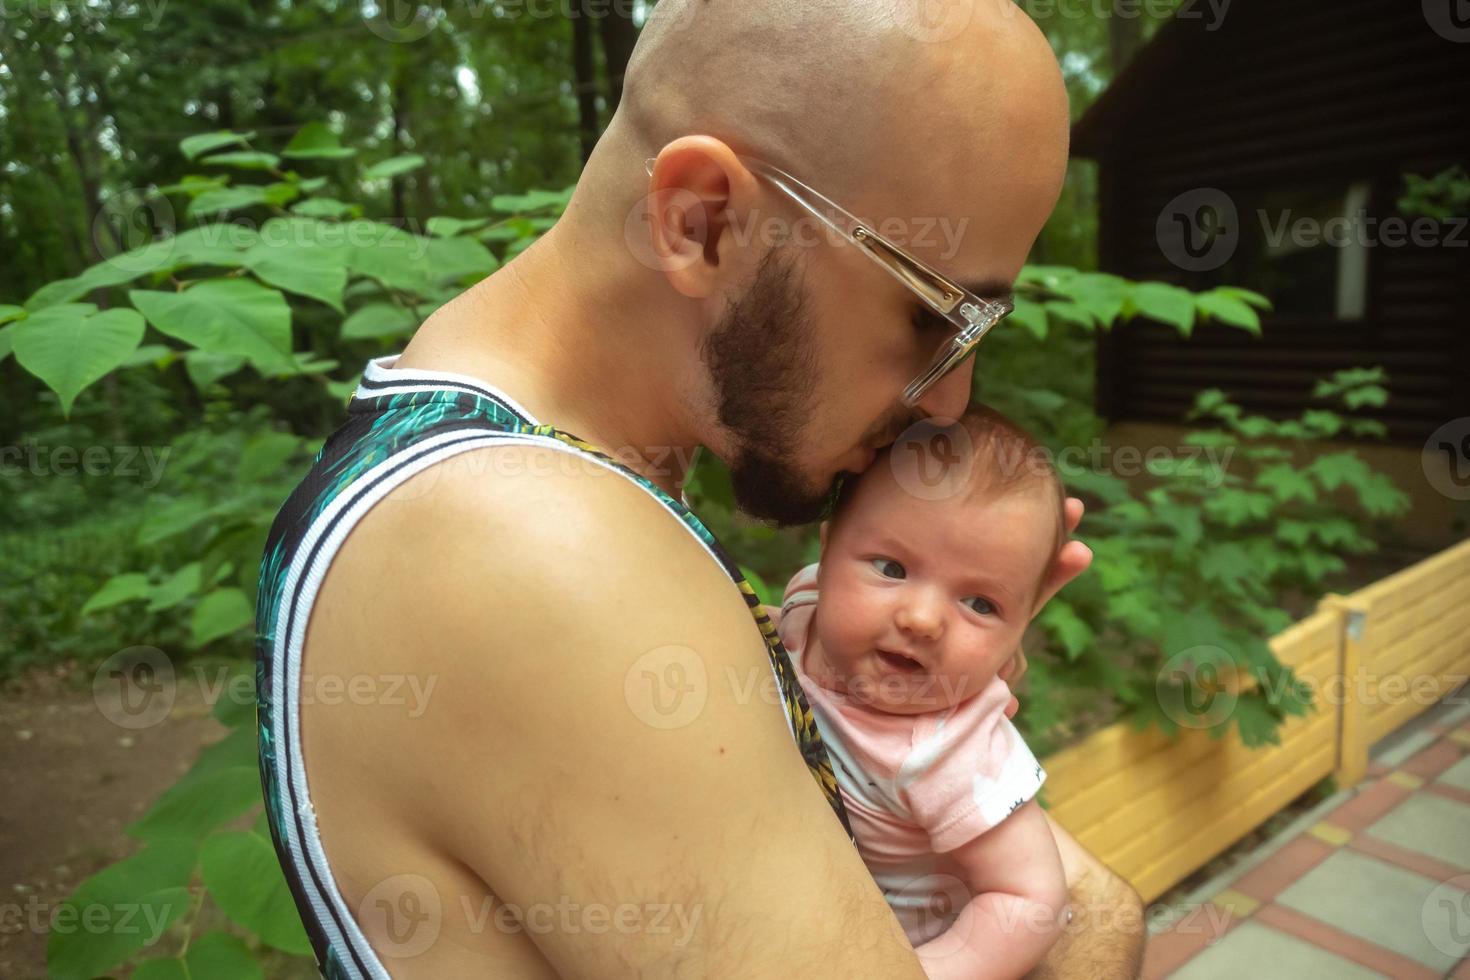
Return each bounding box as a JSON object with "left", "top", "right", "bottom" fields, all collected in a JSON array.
[
  {"left": 383, "top": 446, "right": 930, "bottom": 978},
  {"left": 1025, "top": 811, "right": 1147, "bottom": 980}
]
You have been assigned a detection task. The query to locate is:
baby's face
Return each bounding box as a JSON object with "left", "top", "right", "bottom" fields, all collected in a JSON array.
[{"left": 810, "top": 467, "right": 1055, "bottom": 715}]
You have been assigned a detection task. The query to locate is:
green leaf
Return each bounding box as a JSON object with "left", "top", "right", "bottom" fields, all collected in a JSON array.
[
  {"left": 184, "top": 350, "right": 248, "bottom": 389},
  {"left": 46, "top": 839, "right": 197, "bottom": 979},
  {"left": 1199, "top": 543, "right": 1255, "bottom": 589},
  {"left": 291, "top": 197, "right": 357, "bottom": 219},
  {"left": 154, "top": 174, "right": 230, "bottom": 196},
  {"left": 1196, "top": 291, "right": 1261, "bottom": 334},
  {"left": 1276, "top": 520, "right": 1314, "bottom": 547},
  {"left": 1214, "top": 286, "right": 1274, "bottom": 312},
  {"left": 162, "top": 225, "right": 258, "bottom": 269},
  {"left": 1042, "top": 299, "right": 1096, "bottom": 330},
  {"left": 1007, "top": 298, "right": 1047, "bottom": 340},
  {"left": 1039, "top": 603, "right": 1093, "bottom": 661},
  {"left": 186, "top": 931, "right": 265, "bottom": 980},
  {"left": 1232, "top": 694, "right": 1284, "bottom": 748},
  {"left": 1357, "top": 473, "right": 1409, "bottom": 516},
  {"left": 490, "top": 188, "right": 571, "bottom": 213},
  {"left": 262, "top": 182, "right": 301, "bottom": 208},
  {"left": 1255, "top": 464, "right": 1317, "bottom": 505},
  {"left": 0, "top": 304, "right": 24, "bottom": 325},
  {"left": 364, "top": 153, "right": 426, "bottom": 180},
  {"left": 186, "top": 185, "right": 272, "bottom": 219},
  {"left": 244, "top": 241, "right": 348, "bottom": 312},
  {"left": 427, "top": 215, "right": 490, "bottom": 238},
  {"left": 191, "top": 588, "right": 254, "bottom": 647},
  {"left": 1300, "top": 409, "right": 1344, "bottom": 437},
  {"left": 1130, "top": 282, "right": 1196, "bottom": 335},
  {"left": 281, "top": 121, "right": 357, "bottom": 160},
  {"left": 425, "top": 236, "right": 498, "bottom": 283},
  {"left": 129, "top": 766, "right": 262, "bottom": 843},
  {"left": 12, "top": 307, "right": 145, "bottom": 415},
  {"left": 137, "top": 496, "right": 215, "bottom": 546},
  {"left": 145, "top": 562, "right": 203, "bottom": 614},
  {"left": 130, "top": 280, "right": 294, "bottom": 373},
  {"left": 345, "top": 221, "right": 435, "bottom": 293},
  {"left": 1308, "top": 453, "right": 1371, "bottom": 492},
  {"left": 81, "top": 573, "right": 154, "bottom": 616},
  {"left": 1202, "top": 489, "right": 1273, "bottom": 527},
  {"left": 1343, "top": 385, "right": 1388, "bottom": 410},
  {"left": 133, "top": 958, "right": 189, "bottom": 980},
  {"left": 200, "top": 832, "right": 314, "bottom": 954},
  {"left": 24, "top": 276, "right": 94, "bottom": 310},
  {"left": 238, "top": 430, "right": 302, "bottom": 483},
  {"left": 341, "top": 302, "right": 417, "bottom": 340},
  {"left": 181, "top": 130, "right": 257, "bottom": 161},
  {"left": 1066, "top": 273, "right": 1127, "bottom": 328},
  {"left": 202, "top": 151, "right": 281, "bottom": 171}
]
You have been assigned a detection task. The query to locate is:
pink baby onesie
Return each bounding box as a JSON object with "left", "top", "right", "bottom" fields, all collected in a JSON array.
[{"left": 778, "top": 562, "right": 1048, "bottom": 946}]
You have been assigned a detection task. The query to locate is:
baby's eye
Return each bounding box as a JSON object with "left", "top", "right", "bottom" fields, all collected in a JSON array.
[
  {"left": 870, "top": 558, "right": 906, "bottom": 579},
  {"left": 963, "top": 596, "right": 997, "bottom": 616}
]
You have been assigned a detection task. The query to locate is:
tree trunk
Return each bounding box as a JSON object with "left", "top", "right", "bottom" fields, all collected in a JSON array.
[
  {"left": 391, "top": 67, "right": 409, "bottom": 223},
  {"left": 596, "top": 8, "right": 639, "bottom": 117},
  {"left": 571, "top": 14, "right": 599, "bottom": 163}
]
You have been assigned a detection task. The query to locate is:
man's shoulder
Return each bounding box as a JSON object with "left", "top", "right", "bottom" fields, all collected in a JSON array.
[{"left": 362, "top": 441, "right": 738, "bottom": 624}]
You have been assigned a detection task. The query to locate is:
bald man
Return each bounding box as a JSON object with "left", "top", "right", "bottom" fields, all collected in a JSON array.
[{"left": 255, "top": 1, "right": 1146, "bottom": 976}]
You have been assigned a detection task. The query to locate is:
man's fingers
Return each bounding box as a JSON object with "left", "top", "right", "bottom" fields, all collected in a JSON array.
[
  {"left": 1038, "top": 539, "right": 1093, "bottom": 609},
  {"left": 1064, "top": 496, "right": 1084, "bottom": 535}
]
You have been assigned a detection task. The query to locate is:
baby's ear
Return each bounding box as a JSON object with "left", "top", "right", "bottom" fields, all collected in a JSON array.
[{"left": 818, "top": 520, "right": 830, "bottom": 557}]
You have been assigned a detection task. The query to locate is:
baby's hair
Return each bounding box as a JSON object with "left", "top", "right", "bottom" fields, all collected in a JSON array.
[{"left": 830, "top": 403, "right": 1067, "bottom": 610}]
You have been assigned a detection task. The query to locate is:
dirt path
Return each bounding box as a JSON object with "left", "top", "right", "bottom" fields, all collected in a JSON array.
[{"left": 0, "top": 662, "right": 227, "bottom": 980}]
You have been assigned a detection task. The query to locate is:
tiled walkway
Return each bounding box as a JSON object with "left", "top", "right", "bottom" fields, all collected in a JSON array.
[{"left": 1143, "top": 698, "right": 1470, "bottom": 979}]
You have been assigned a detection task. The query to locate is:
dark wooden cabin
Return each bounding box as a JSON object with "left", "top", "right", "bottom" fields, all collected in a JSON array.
[{"left": 1073, "top": 0, "right": 1470, "bottom": 444}]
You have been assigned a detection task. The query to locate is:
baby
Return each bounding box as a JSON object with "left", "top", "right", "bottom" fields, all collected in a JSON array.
[{"left": 774, "top": 404, "right": 1070, "bottom": 980}]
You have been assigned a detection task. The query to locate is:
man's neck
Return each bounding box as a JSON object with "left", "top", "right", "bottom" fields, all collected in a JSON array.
[{"left": 398, "top": 228, "right": 702, "bottom": 499}]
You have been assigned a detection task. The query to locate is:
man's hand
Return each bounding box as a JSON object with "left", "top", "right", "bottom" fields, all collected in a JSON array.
[
  {"left": 999, "top": 496, "right": 1091, "bottom": 720},
  {"left": 1024, "top": 811, "right": 1147, "bottom": 980}
]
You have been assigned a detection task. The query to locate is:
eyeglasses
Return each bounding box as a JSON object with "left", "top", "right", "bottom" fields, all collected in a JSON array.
[{"left": 643, "top": 154, "right": 1014, "bottom": 408}]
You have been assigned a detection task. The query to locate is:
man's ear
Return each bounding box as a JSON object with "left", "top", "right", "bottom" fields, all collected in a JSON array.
[{"left": 640, "top": 136, "right": 757, "bottom": 301}]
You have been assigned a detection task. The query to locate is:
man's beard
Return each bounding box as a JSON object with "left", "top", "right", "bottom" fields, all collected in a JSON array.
[{"left": 699, "top": 247, "right": 852, "bottom": 527}]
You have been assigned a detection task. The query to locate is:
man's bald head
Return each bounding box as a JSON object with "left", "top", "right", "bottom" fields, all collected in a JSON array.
[
  {"left": 576, "top": 0, "right": 1069, "bottom": 240},
  {"left": 518, "top": 0, "right": 1072, "bottom": 525}
]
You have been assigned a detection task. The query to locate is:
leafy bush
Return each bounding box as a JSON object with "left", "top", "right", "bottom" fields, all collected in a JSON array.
[{"left": 13, "top": 121, "right": 1411, "bottom": 976}]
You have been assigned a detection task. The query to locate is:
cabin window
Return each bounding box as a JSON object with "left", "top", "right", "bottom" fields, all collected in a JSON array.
[{"left": 1211, "top": 180, "right": 1372, "bottom": 321}]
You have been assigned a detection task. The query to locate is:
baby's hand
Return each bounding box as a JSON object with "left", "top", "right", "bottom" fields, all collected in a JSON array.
[{"left": 997, "top": 643, "right": 1026, "bottom": 719}]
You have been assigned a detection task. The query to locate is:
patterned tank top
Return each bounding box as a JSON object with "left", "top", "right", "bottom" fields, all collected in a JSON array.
[{"left": 254, "top": 354, "right": 854, "bottom": 978}]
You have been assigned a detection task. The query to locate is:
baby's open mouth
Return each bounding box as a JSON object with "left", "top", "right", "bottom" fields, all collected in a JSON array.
[{"left": 877, "top": 650, "right": 925, "bottom": 673}]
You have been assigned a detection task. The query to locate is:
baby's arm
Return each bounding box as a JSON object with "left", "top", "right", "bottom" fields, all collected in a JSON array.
[{"left": 914, "top": 799, "right": 1069, "bottom": 980}]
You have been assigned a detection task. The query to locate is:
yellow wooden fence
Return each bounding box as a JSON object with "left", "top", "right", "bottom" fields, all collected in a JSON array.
[{"left": 1038, "top": 536, "right": 1470, "bottom": 903}]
